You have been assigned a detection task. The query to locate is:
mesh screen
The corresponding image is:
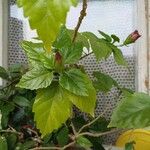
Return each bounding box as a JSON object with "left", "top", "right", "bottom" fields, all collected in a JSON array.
[{"left": 8, "top": 0, "right": 135, "bottom": 145}]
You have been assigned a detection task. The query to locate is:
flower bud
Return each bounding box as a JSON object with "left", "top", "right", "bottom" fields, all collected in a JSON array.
[
  {"left": 55, "top": 52, "right": 62, "bottom": 64},
  {"left": 123, "top": 30, "right": 141, "bottom": 45},
  {"left": 55, "top": 52, "right": 63, "bottom": 72}
]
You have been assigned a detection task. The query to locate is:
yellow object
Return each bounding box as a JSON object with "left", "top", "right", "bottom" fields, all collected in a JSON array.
[{"left": 116, "top": 129, "right": 150, "bottom": 150}]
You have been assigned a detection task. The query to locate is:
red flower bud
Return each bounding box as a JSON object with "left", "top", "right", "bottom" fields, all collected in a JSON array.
[
  {"left": 55, "top": 52, "right": 62, "bottom": 64},
  {"left": 55, "top": 52, "right": 64, "bottom": 72},
  {"left": 123, "top": 30, "right": 141, "bottom": 45}
]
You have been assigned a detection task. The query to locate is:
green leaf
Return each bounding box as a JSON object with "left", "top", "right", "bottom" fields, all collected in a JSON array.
[
  {"left": 21, "top": 41, "right": 54, "bottom": 69},
  {"left": 109, "top": 44, "right": 127, "bottom": 66},
  {"left": 33, "top": 82, "right": 72, "bottom": 137},
  {"left": 1, "top": 104, "right": 15, "bottom": 128},
  {"left": 77, "top": 136, "right": 93, "bottom": 149},
  {"left": 60, "top": 42, "right": 83, "bottom": 64},
  {"left": 82, "top": 32, "right": 112, "bottom": 61},
  {"left": 17, "top": 67, "right": 53, "bottom": 90},
  {"left": 71, "top": 116, "right": 87, "bottom": 131},
  {"left": 98, "top": 30, "right": 112, "bottom": 42},
  {"left": 0, "top": 136, "right": 7, "bottom": 150},
  {"left": 121, "top": 88, "right": 134, "bottom": 97},
  {"left": 0, "top": 66, "right": 9, "bottom": 80},
  {"left": 87, "top": 137, "right": 105, "bottom": 150},
  {"left": 59, "top": 69, "right": 89, "bottom": 96},
  {"left": 42, "top": 133, "right": 52, "bottom": 144},
  {"left": 6, "top": 134, "right": 17, "bottom": 150},
  {"left": 67, "top": 29, "right": 90, "bottom": 50},
  {"left": 57, "top": 126, "right": 69, "bottom": 146},
  {"left": 53, "top": 26, "right": 72, "bottom": 49},
  {"left": 17, "top": 0, "right": 78, "bottom": 51},
  {"left": 67, "top": 74, "right": 96, "bottom": 116},
  {"left": 13, "top": 96, "right": 30, "bottom": 107},
  {"left": 125, "top": 141, "right": 135, "bottom": 150},
  {"left": 109, "top": 93, "right": 150, "bottom": 129},
  {"left": 93, "top": 71, "right": 118, "bottom": 93},
  {"left": 54, "top": 27, "right": 83, "bottom": 64},
  {"left": 12, "top": 109, "right": 25, "bottom": 123},
  {"left": 111, "top": 34, "right": 120, "bottom": 43},
  {"left": 89, "top": 117, "right": 109, "bottom": 132}
]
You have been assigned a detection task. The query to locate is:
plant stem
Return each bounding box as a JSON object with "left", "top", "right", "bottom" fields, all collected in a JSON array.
[
  {"left": 0, "top": 129, "right": 22, "bottom": 135},
  {"left": 71, "top": 122, "right": 77, "bottom": 135},
  {"left": 78, "top": 104, "right": 110, "bottom": 134},
  {"left": 77, "top": 128, "right": 122, "bottom": 138},
  {"left": 1, "top": 78, "right": 20, "bottom": 90},
  {"left": 30, "top": 147, "right": 61, "bottom": 150},
  {"left": 72, "top": 0, "right": 88, "bottom": 43},
  {"left": 30, "top": 141, "right": 76, "bottom": 150},
  {"left": 80, "top": 52, "right": 93, "bottom": 60},
  {"left": 62, "top": 141, "right": 76, "bottom": 150}
]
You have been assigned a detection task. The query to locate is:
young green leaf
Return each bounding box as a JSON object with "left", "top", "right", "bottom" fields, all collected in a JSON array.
[
  {"left": 17, "top": 0, "right": 78, "bottom": 51},
  {"left": 53, "top": 27, "right": 83, "bottom": 64},
  {"left": 53, "top": 26, "right": 72, "bottom": 49},
  {"left": 109, "top": 93, "right": 150, "bottom": 129},
  {"left": 21, "top": 41, "right": 54, "bottom": 69},
  {"left": 82, "top": 32, "right": 112, "bottom": 61},
  {"left": 93, "top": 71, "right": 118, "bottom": 93},
  {"left": 60, "top": 42, "right": 83, "bottom": 64},
  {"left": 17, "top": 67, "right": 53, "bottom": 90},
  {"left": 111, "top": 34, "right": 120, "bottom": 43},
  {"left": 77, "top": 136, "right": 93, "bottom": 149},
  {"left": 59, "top": 69, "right": 89, "bottom": 96},
  {"left": 98, "top": 30, "right": 112, "bottom": 42},
  {"left": 13, "top": 96, "right": 30, "bottom": 107},
  {"left": 33, "top": 83, "right": 72, "bottom": 137},
  {"left": 67, "top": 29, "right": 90, "bottom": 50},
  {"left": 109, "top": 44, "right": 128, "bottom": 66}
]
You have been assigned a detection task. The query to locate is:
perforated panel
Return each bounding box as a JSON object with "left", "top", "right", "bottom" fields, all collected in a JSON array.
[
  {"left": 10, "top": 0, "right": 15, "bottom": 5},
  {"left": 80, "top": 55, "right": 135, "bottom": 144},
  {"left": 8, "top": 17, "right": 27, "bottom": 65}
]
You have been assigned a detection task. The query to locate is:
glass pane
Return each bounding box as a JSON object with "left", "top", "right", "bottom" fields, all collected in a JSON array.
[
  {"left": 67, "top": 0, "right": 135, "bottom": 55},
  {"left": 10, "top": 0, "right": 135, "bottom": 57}
]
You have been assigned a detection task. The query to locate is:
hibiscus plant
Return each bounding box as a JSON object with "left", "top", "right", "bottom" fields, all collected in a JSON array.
[{"left": 0, "top": 0, "right": 149, "bottom": 149}]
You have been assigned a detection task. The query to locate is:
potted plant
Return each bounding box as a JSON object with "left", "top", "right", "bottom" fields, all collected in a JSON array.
[{"left": 0, "top": 0, "right": 149, "bottom": 149}]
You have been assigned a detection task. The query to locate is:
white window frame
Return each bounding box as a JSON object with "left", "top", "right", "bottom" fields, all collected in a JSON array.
[
  {"left": 0, "top": 0, "right": 8, "bottom": 85},
  {"left": 135, "top": 0, "right": 150, "bottom": 94}
]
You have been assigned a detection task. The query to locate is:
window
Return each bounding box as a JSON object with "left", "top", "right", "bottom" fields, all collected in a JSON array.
[
  {"left": 1, "top": 0, "right": 149, "bottom": 92},
  {"left": 67, "top": 0, "right": 135, "bottom": 56}
]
